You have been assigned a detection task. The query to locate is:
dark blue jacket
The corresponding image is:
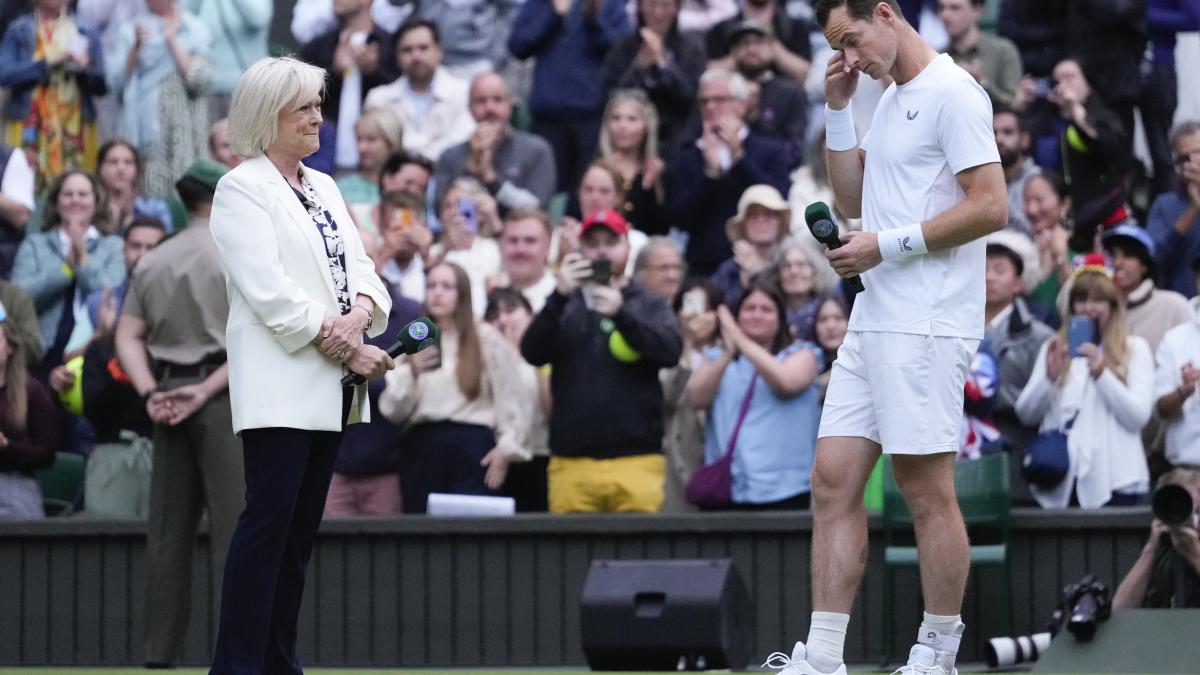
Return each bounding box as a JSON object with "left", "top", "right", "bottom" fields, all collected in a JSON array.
[
  {"left": 666, "top": 131, "right": 793, "bottom": 276},
  {"left": 333, "top": 283, "right": 423, "bottom": 475},
  {"left": 508, "top": 0, "right": 630, "bottom": 118},
  {"left": 1147, "top": 0, "right": 1200, "bottom": 66},
  {"left": 1147, "top": 189, "right": 1200, "bottom": 299},
  {"left": 0, "top": 14, "right": 106, "bottom": 124}
]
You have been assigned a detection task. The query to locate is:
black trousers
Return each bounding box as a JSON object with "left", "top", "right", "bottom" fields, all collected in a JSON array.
[
  {"left": 400, "top": 421, "right": 496, "bottom": 514},
  {"left": 209, "top": 390, "right": 351, "bottom": 675},
  {"left": 1140, "top": 62, "right": 1179, "bottom": 195},
  {"left": 531, "top": 113, "right": 602, "bottom": 197}
]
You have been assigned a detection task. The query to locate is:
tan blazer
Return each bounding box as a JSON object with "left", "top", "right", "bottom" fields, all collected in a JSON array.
[{"left": 210, "top": 155, "right": 391, "bottom": 433}]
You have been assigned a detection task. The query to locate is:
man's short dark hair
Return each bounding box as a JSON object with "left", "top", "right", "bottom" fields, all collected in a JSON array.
[
  {"left": 815, "top": 0, "right": 903, "bottom": 28},
  {"left": 381, "top": 150, "right": 434, "bottom": 178},
  {"left": 175, "top": 175, "right": 216, "bottom": 214},
  {"left": 396, "top": 17, "right": 439, "bottom": 46},
  {"left": 985, "top": 243, "right": 1025, "bottom": 277},
  {"left": 992, "top": 103, "right": 1027, "bottom": 135},
  {"left": 125, "top": 215, "right": 166, "bottom": 240},
  {"left": 484, "top": 286, "right": 532, "bottom": 322}
]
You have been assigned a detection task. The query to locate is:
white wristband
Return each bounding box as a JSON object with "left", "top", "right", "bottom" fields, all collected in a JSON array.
[
  {"left": 824, "top": 103, "right": 858, "bottom": 152},
  {"left": 878, "top": 225, "right": 928, "bottom": 261}
]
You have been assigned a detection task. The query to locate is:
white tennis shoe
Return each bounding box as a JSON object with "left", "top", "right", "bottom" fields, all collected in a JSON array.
[
  {"left": 760, "top": 641, "right": 847, "bottom": 675},
  {"left": 890, "top": 644, "right": 959, "bottom": 675}
]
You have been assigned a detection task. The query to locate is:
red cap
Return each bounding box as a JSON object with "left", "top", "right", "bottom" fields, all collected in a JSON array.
[{"left": 580, "top": 209, "right": 630, "bottom": 237}]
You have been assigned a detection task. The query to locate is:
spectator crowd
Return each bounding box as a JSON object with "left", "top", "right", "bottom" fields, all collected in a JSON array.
[{"left": 3, "top": 0, "right": 1200, "bottom": 525}]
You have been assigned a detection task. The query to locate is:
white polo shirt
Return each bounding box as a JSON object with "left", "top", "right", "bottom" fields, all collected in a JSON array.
[
  {"left": 1154, "top": 307, "right": 1200, "bottom": 466},
  {"left": 851, "top": 53, "right": 1000, "bottom": 340}
]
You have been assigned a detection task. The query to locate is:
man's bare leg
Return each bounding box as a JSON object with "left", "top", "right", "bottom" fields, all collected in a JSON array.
[
  {"left": 892, "top": 452, "right": 969, "bottom": 672},
  {"left": 801, "top": 436, "right": 881, "bottom": 673}
]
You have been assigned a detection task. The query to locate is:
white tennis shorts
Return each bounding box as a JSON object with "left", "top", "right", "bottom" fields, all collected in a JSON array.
[{"left": 818, "top": 330, "right": 979, "bottom": 455}]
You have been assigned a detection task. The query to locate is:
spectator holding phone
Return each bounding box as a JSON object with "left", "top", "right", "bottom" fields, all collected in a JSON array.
[
  {"left": 379, "top": 262, "right": 533, "bottom": 513},
  {"left": 429, "top": 177, "right": 502, "bottom": 318},
  {"left": 520, "top": 209, "right": 682, "bottom": 513},
  {"left": 1015, "top": 255, "right": 1153, "bottom": 509},
  {"left": 659, "top": 277, "right": 722, "bottom": 512}
]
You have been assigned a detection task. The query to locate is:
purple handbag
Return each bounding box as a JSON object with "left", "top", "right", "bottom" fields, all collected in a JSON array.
[{"left": 685, "top": 372, "right": 758, "bottom": 508}]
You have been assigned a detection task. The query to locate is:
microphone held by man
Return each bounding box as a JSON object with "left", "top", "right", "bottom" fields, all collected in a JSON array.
[
  {"left": 341, "top": 316, "right": 440, "bottom": 386},
  {"left": 804, "top": 201, "right": 865, "bottom": 294}
]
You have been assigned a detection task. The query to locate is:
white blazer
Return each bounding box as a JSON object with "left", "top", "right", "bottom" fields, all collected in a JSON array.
[{"left": 210, "top": 155, "right": 392, "bottom": 433}]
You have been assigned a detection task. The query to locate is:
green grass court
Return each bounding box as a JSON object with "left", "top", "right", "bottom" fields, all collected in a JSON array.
[{"left": 0, "top": 662, "right": 902, "bottom": 667}]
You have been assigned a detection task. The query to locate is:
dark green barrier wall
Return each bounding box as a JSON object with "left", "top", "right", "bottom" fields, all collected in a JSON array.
[{"left": 0, "top": 510, "right": 1149, "bottom": 667}]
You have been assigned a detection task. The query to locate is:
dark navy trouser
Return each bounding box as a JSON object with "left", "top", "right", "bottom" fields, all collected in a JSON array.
[{"left": 209, "top": 390, "right": 351, "bottom": 675}]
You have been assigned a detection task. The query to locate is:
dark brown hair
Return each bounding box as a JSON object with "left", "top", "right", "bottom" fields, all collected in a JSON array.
[
  {"left": 40, "top": 170, "right": 110, "bottom": 232},
  {"left": 734, "top": 279, "right": 793, "bottom": 354},
  {"left": 426, "top": 262, "right": 483, "bottom": 400},
  {"left": 815, "top": 0, "right": 902, "bottom": 27}
]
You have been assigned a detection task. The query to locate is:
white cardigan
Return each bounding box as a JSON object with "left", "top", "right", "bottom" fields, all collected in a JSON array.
[
  {"left": 210, "top": 155, "right": 392, "bottom": 433},
  {"left": 1014, "top": 335, "right": 1153, "bottom": 508}
]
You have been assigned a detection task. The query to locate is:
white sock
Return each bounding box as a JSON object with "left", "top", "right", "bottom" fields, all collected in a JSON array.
[
  {"left": 805, "top": 611, "right": 850, "bottom": 674},
  {"left": 918, "top": 611, "right": 965, "bottom": 671}
]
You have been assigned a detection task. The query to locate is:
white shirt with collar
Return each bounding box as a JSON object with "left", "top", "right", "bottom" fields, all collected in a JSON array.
[
  {"left": 519, "top": 269, "right": 557, "bottom": 314},
  {"left": 1154, "top": 306, "right": 1200, "bottom": 466},
  {"left": 364, "top": 66, "right": 476, "bottom": 161},
  {"left": 988, "top": 303, "right": 1014, "bottom": 332}
]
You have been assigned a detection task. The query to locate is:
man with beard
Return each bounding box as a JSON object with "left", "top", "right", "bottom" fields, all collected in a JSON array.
[
  {"left": 706, "top": 0, "right": 813, "bottom": 84},
  {"left": 993, "top": 106, "right": 1040, "bottom": 236},
  {"left": 364, "top": 18, "right": 475, "bottom": 161},
  {"left": 729, "top": 20, "right": 808, "bottom": 162}
]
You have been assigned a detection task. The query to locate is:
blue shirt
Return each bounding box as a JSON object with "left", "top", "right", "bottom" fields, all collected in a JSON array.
[
  {"left": 1146, "top": 189, "right": 1200, "bottom": 298},
  {"left": 702, "top": 342, "right": 823, "bottom": 504}
]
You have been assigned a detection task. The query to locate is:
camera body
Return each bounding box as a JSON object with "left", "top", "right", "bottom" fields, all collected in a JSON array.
[{"left": 1057, "top": 574, "right": 1112, "bottom": 642}]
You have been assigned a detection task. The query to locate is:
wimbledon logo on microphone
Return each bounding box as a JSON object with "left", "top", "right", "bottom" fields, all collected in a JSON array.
[{"left": 408, "top": 320, "right": 436, "bottom": 350}]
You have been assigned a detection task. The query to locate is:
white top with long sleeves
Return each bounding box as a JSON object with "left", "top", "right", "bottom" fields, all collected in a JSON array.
[
  {"left": 1014, "top": 335, "right": 1154, "bottom": 508},
  {"left": 1153, "top": 303, "right": 1200, "bottom": 466},
  {"left": 377, "top": 323, "right": 533, "bottom": 460}
]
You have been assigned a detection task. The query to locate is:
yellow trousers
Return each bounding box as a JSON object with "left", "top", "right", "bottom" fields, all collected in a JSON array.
[{"left": 548, "top": 454, "right": 665, "bottom": 513}]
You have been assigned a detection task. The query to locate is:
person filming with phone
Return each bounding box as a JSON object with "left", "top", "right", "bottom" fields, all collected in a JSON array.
[
  {"left": 1014, "top": 254, "right": 1153, "bottom": 509},
  {"left": 520, "top": 209, "right": 682, "bottom": 513}
]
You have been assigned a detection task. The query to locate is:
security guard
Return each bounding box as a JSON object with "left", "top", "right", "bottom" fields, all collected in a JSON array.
[{"left": 115, "top": 159, "right": 243, "bottom": 668}]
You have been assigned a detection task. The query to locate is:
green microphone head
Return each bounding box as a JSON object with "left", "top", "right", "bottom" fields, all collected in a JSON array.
[
  {"left": 399, "top": 316, "right": 440, "bottom": 355},
  {"left": 804, "top": 201, "right": 839, "bottom": 247}
]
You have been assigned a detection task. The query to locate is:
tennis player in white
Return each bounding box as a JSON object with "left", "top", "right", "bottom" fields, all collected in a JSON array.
[{"left": 760, "top": 2, "right": 1008, "bottom": 675}]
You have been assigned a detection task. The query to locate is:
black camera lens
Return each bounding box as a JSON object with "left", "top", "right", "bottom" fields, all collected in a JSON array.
[{"left": 1152, "top": 483, "right": 1194, "bottom": 527}]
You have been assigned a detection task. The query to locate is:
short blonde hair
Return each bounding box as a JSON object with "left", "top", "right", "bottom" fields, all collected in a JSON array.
[
  {"left": 228, "top": 57, "right": 327, "bottom": 158},
  {"left": 356, "top": 106, "right": 404, "bottom": 153}
]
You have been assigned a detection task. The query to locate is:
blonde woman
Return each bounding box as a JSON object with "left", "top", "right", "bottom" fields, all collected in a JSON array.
[
  {"left": 336, "top": 106, "right": 405, "bottom": 232},
  {"left": 596, "top": 90, "right": 668, "bottom": 234},
  {"left": 1015, "top": 254, "right": 1153, "bottom": 509},
  {"left": 378, "top": 262, "right": 532, "bottom": 513},
  {"left": 207, "top": 56, "right": 393, "bottom": 675}
]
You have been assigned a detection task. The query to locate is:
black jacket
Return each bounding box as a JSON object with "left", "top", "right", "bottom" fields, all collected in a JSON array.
[
  {"left": 998, "top": 0, "right": 1068, "bottom": 78},
  {"left": 666, "top": 130, "right": 793, "bottom": 276},
  {"left": 1060, "top": 97, "right": 1132, "bottom": 239},
  {"left": 1066, "top": 0, "right": 1147, "bottom": 106},
  {"left": 602, "top": 27, "right": 706, "bottom": 154},
  {"left": 299, "top": 25, "right": 399, "bottom": 125},
  {"left": 520, "top": 281, "right": 681, "bottom": 459}
]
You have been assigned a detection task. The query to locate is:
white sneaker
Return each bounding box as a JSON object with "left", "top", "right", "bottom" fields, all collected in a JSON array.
[
  {"left": 890, "top": 644, "right": 959, "bottom": 675},
  {"left": 760, "top": 641, "right": 848, "bottom": 674}
]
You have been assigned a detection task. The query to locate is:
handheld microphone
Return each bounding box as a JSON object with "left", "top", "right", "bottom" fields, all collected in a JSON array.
[
  {"left": 804, "top": 201, "right": 865, "bottom": 295},
  {"left": 340, "top": 316, "right": 440, "bottom": 386}
]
